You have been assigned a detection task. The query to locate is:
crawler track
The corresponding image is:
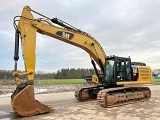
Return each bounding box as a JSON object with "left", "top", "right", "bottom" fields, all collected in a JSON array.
[
  {"left": 75, "top": 86, "right": 101, "bottom": 101},
  {"left": 75, "top": 86, "right": 151, "bottom": 107},
  {"left": 97, "top": 86, "right": 151, "bottom": 107}
]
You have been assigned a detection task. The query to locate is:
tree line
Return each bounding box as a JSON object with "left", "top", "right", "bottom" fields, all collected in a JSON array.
[
  {"left": 0, "top": 68, "right": 95, "bottom": 80},
  {"left": 1, "top": 68, "right": 159, "bottom": 80}
]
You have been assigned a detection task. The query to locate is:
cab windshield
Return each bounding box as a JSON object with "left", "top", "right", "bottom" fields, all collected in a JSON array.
[{"left": 105, "top": 60, "right": 114, "bottom": 82}]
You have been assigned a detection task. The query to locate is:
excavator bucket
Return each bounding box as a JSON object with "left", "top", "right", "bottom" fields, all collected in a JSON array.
[{"left": 11, "top": 85, "right": 53, "bottom": 116}]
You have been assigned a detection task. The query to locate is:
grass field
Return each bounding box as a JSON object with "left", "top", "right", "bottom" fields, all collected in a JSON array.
[
  {"left": 153, "top": 78, "right": 160, "bottom": 85},
  {"left": 37, "top": 78, "right": 160, "bottom": 85},
  {"left": 37, "top": 79, "right": 86, "bottom": 85},
  {"left": 0, "top": 78, "right": 159, "bottom": 85}
]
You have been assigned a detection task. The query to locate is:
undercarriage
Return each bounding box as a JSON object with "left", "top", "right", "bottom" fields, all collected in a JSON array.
[{"left": 75, "top": 85, "right": 151, "bottom": 107}]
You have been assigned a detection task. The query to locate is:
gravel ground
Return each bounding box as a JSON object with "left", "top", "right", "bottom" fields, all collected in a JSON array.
[
  {"left": 0, "top": 84, "right": 93, "bottom": 94},
  {"left": 0, "top": 84, "right": 160, "bottom": 120}
]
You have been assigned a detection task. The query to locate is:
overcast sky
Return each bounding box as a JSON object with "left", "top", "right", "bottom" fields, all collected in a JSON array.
[{"left": 0, "top": 0, "right": 160, "bottom": 72}]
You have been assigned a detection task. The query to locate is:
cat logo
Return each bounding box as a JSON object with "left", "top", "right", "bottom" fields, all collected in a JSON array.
[{"left": 56, "top": 31, "right": 74, "bottom": 40}]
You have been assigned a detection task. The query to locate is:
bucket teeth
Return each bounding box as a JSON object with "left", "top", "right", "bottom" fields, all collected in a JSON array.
[{"left": 11, "top": 85, "right": 53, "bottom": 116}]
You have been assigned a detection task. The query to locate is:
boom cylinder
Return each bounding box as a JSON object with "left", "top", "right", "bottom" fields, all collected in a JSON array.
[
  {"left": 14, "top": 30, "right": 20, "bottom": 70},
  {"left": 91, "top": 59, "right": 103, "bottom": 83}
]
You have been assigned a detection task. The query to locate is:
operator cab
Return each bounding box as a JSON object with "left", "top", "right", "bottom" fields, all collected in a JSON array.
[{"left": 105, "top": 55, "right": 133, "bottom": 85}]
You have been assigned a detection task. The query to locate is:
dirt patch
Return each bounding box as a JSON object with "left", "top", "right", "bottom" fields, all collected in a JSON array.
[
  {"left": 0, "top": 85, "right": 160, "bottom": 120},
  {"left": 0, "top": 84, "right": 94, "bottom": 94},
  {"left": 0, "top": 85, "right": 16, "bottom": 94},
  {"left": 0, "top": 84, "right": 94, "bottom": 97}
]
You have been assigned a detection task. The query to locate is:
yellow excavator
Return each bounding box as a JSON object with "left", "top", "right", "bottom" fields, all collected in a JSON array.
[{"left": 12, "top": 6, "right": 152, "bottom": 116}]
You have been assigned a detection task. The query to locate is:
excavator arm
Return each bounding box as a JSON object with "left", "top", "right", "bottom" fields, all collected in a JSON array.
[
  {"left": 12, "top": 6, "right": 106, "bottom": 116},
  {"left": 14, "top": 6, "right": 106, "bottom": 83}
]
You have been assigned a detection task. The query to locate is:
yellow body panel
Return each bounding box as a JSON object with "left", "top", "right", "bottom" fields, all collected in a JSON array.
[
  {"left": 91, "top": 75, "right": 99, "bottom": 84},
  {"left": 117, "top": 66, "right": 153, "bottom": 85}
]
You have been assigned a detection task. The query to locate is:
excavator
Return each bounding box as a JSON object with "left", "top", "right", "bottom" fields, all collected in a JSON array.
[{"left": 12, "top": 6, "right": 152, "bottom": 116}]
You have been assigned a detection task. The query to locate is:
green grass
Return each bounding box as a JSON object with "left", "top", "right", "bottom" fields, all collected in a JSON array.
[
  {"left": 153, "top": 78, "right": 160, "bottom": 85},
  {"left": 37, "top": 79, "right": 85, "bottom": 85},
  {"left": 36, "top": 78, "right": 160, "bottom": 85}
]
